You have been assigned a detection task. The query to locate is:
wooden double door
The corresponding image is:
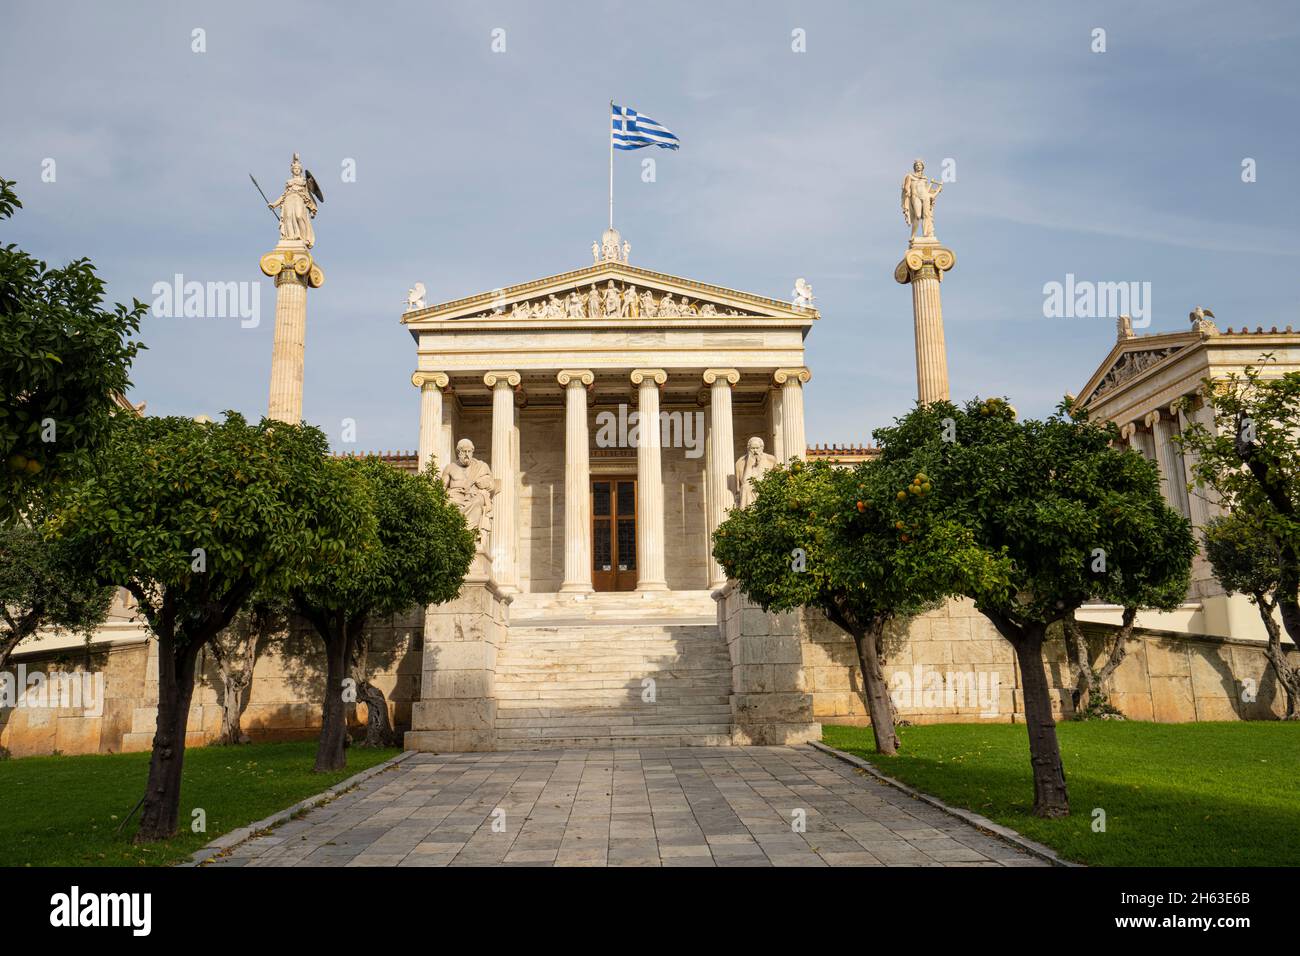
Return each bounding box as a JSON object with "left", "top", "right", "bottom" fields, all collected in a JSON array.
[{"left": 592, "top": 476, "right": 637, "bottom": 591}]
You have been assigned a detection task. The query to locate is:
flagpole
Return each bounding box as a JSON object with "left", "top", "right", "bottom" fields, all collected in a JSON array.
[{"left": 608, "top": 99, "right": 614, "bottom": 230}]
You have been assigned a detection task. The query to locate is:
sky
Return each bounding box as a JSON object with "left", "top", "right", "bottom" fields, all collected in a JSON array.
[{"left": 3, "top": 0, "right": 1299, "bottom": 453}]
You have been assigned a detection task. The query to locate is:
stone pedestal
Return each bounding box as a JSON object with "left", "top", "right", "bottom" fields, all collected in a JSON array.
[
  {"left": 894, "top": 237, "right": 954, "bottom": 406},
  {"left": 259, "top": 241, "right": 324, "bottom": 424},
  {"left": 405, "top": 576, "right": 512, "bottom": 752},
  {"left": 713, "top": 581, "right": 820, "bottom": 745}
]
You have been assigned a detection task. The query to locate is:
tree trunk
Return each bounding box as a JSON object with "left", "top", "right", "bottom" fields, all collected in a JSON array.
[
  {"left": 852, "top": 622, "right": 900, "bottom": 755},
  {"left": 825, "top": 602, "right": 899, "bottom": 755},
  {"left": 348, "top": 626, "right": 394, "bottom": 748},
  {"left": 134, "top": 630, "right": 201, "bottom": 843},
  {"left": 314, "top": 613, "right": 350, "bottom": 772},
  {"left": 1009, "top": 623, "right": 1070, "bottom": 817},
  {"left": 1063, "top": 613, "right": 1094, "bottom": 712},
  {"left": 1255, "top": 595, "right": 1300, "bottom": 719}
]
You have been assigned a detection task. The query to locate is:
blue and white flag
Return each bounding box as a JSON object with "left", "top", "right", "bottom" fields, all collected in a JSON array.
[{"left": 611, "top": 103, "right": 680, "bottom": 151}]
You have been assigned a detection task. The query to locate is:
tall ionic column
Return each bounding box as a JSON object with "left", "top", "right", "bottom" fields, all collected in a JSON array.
[
  {"left": 631, "top": 369, "right": 669, "bottom": 592},
  {"left": 260, "top": 244, "right": 324, "bottom": 423},
  {"left": 704, "top": 368, "right": 739, "bottom": 589},
  {"left": 412, "top": 371, "right": 448, "bottom": 474},
  {"left": 1148, "top": 409, "right": 1191, "bottom": 518},
  {"left": 774, "top": 367, "right": 810, "bottom": 463},
  {"left": 558, "top": 370, "right": 594, "bottom": 593},
  {"left": 894, "top": 241, "right": 955, "bottom": 405},
  {"left": 485, "top": 371, "right": 521, "bottom": 593},
  {"left": 1176, "top": 398, "right": 1214, "bottom": 528}
]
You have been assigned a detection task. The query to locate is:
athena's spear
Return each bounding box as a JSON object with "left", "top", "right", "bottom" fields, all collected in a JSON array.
[{"left": 249, "top": 173, "right": 281, "bottom": 222}]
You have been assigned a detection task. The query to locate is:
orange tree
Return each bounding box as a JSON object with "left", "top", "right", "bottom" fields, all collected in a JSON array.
[
  {"left": 291, "top": 457, "right": 474, "bottom": 772},
  {"left": 49, "top": 413, "right": 373, "bottom": 842},
  {"left": 872, "top": 398, "right": 1194, "bottom": 816},
  {"left": 713, "top": 456, "right": 1007, "bottom": 754}
]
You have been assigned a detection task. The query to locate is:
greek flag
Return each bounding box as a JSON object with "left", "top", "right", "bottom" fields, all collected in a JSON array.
[{"left": 611, "top": 103, "right": 680, "bottom": 151}]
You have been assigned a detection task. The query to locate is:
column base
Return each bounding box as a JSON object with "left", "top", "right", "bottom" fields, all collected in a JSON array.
[
  {"left": 558, "top": 583, "right": 594, "bottom": 594},
  {"left": 635, "top": 580, "right": 669, "bottom": 592}
]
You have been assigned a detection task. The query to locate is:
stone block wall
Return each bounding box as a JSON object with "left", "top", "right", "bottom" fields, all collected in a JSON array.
[
  {"left": 799, "top": 597, "right": 1296, "bottom": 725},
  {"left": 715, "top": 582, "right": 820, "bottom": 744}
]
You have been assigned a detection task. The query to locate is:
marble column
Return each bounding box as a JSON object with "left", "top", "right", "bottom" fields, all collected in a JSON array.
[
  {"left": 558, "top": 370, "right": 594, "bottom": 593},
  {"left": 1176, "top": 398, "right": 1214, "bottom": 528},
  {"left": 704, "top": 368, "right": 739, "bottom": 589},
  {"left": 773, "top": 367, "right": 810, "bottom": 463},
  {"left": 769, "top": 388, "right": 786, "bottom": 462},
  {"left": 631, "top": 369, "right": 669, "bottom": 591},
  {"left": 412, "top": 371, "right": 448, "bottom": 475},
  {"left": 1149, "top": 408, "right": 1190, "bottom": 518},
  {"left": 485, "top": 371, "right": 520, "bottom": 593},
  {"left": 260, "top": 243, "right": 324, "bottom": 424},
  {"left": 894, "top": 240, "right": 955, "bottom": 405}
]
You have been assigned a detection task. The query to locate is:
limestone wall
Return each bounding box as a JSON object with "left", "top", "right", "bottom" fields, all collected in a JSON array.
[
  {"left": 800, "top": 598, "right": 1296, "bottom": 724},
  {"left": 1, "top": 610, "right": 423, "bottom": 757}
]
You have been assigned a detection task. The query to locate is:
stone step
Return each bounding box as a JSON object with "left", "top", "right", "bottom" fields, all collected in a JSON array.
[
  {"left": 495, "top": 734, "right": 734, "bottom": 750},
  {"left": 496, "top": 710, "right": 733, "bottom": 730},
  {"left": 495, "top": 702, "right": 733, "bottom": 721},
  {"left": 509, "top": 590, "right": 717, "bottom": 625},
  {"left": 496, "top": 724, "right": 733, "bottom": 741},
  {"left": 495, "top": 687, "right": 731, "bottom": 701}
]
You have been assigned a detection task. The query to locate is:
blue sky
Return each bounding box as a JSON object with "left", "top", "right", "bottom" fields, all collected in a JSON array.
[{"left": 3, "top": 0, "right": 1298, "bottom": 452}]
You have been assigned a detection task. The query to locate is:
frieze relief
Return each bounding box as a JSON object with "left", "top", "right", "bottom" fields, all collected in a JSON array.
[
  {"left": 1088, "top": 345, "right": 1183, "bottom": 402},
  {"left": 461, "top": 280, "right": 759, "bottom": 320}
]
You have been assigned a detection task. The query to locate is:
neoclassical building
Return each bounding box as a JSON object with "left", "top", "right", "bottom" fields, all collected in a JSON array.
[
  {"left": 403, "top": 228, "right": 818, "bottom": 597},
  {"left": 1076, "top": 313, "right": 1300, "bottom": 642}
]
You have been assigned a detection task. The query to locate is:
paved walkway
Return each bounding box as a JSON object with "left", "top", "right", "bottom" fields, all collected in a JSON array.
[{"left": 204, "top": 746, "right": 1048, "bottom": 867}]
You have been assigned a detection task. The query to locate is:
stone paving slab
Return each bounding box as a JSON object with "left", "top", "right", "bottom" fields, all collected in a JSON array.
[{"left": 201, "top": 746, "right": 1049, "bottom": 868}]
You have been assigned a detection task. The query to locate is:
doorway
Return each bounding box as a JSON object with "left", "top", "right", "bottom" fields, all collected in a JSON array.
[{"left": 592, "top": 476, "right": 636, "bottom": 591}]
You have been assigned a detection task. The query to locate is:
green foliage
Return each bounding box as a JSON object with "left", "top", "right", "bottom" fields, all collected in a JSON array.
[
  {"left": 713, "top": 456, "right": 1007, "bottom": 631},
  {"left": 1180, "top": 362, "right": 1300, "bottom": 607},
  {"left": 48, "top": 412, "right": 374, "bottom": 647},
  {"left": 0, "top": 177, "right": 145, "bottom": 518},
  {"left": 0, "top": 517, "right": 114, "bottom": 658},
  {"left": 872, "top": 397, "right": 1195, "bottom": 627},
  {"left": 292, "top": 457, "right": 474, "bottom": 620},
  {"left": 1203, "top": 513, "right": 1280, "bottom": 602}
]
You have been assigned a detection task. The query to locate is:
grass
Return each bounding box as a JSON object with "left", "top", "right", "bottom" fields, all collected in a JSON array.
[
  {"left": 0, "top": 741, "right": 400, "bottom": 867},
  {"left": 822, "top": 721, "right": 1300, "bottom": 867}
]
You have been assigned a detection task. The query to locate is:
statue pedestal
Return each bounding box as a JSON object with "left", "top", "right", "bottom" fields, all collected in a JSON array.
[
  {"left": 713, "top": 581, "right": 820, "bottom": 746},
  {"left": 405, "top": 571, "right": 512, "bottom": 753}
]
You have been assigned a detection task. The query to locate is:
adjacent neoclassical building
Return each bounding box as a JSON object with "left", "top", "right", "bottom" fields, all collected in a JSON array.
[{"left": 1076, "top": 313, "right": 1300, "bottom": 643}]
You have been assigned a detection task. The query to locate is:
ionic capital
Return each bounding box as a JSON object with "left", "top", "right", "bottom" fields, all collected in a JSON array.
[
  {"left": 630, "top": 368, "right": 668, "bottom": 387},
  {"left": 483, "top": 370, "right": 522, "bottom": 389},
  {"left": 1144, "top": 409, "right": 1163, "bottom": 428},
  {"left": 773, "top": 367, "right": 811, "bottom": 387},
  {"left": 557, "top": 369, "right": 595, "bottom": 389},
  {"left": 1120, "top": 422, "right": 1138, "bottom": 441},
  {"left": 893, "top": 245, "right": 955, "bottom": 285},
  {"left": 702, "top": 368, "right": 740, "bottom": 387},
  {"left": 411, "top": 371, "right": 449, "bottom": 390}
]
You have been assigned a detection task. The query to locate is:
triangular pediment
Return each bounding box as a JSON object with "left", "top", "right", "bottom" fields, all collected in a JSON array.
[
  {"left": 1079, "top": 330, "right": 1200, "bottom": 406},
  {"left": 402, "top": 262, "right": 817, "bottom": 326}
]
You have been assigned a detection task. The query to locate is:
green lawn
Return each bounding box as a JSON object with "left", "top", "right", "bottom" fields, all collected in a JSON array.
[
  {"left": 0, "top": 741, "right": 400, "bottom": 867},
  {"left": 822, "top": 722, "right": 1300, "bottom": 867}
]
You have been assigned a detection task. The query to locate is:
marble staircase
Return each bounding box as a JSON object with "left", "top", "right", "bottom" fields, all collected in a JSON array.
[{"left": 494, "top": 592, "right": 734, "bottom": 749}]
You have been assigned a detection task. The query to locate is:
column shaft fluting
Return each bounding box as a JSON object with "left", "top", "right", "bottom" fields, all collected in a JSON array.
[
  {"left": 413, "top": 372, "right": 447, "bottom": 474},
  {"left": 632, "top": 369, "right": 668, "bottom": 591},
  {"left": 268, "top": 271, "right": 308, "bottom": 423},
  {"left": 912, "top": 273, "right": 950, "bottom": 404},
  {"left": 705, "top": 369, "right": 738, "bottom": 589},
  {"left": 486, "top": 371, "right": 520, "bottom": 592},
  {"left": 559, "top": 371, "right": 594, "bottom": 592},
  {"left": 774, "top": 368, "right": 810, "bottom": 464}
]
